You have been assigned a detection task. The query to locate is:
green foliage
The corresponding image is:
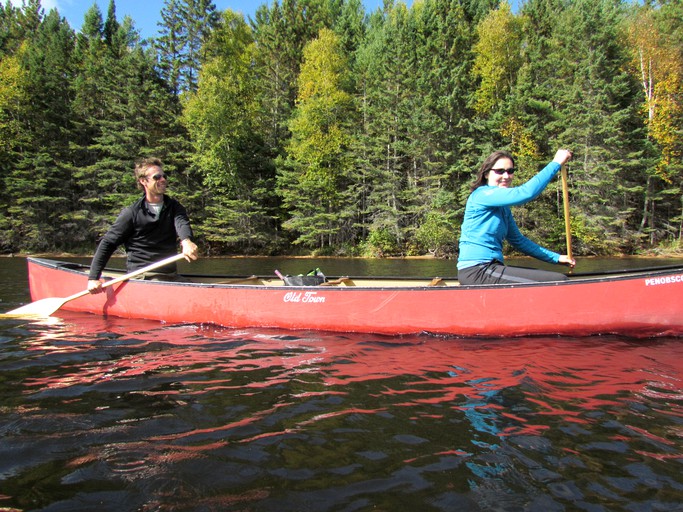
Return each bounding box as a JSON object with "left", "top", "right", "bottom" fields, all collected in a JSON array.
[
  {"left": 414, "top": 190, "right": 460, "bottom": 257},
  {"left": 0, "top": 49, "right": 27, "bottom": 157},
  {"left": 277, "top": 28, "right": 356, "bottom": 250},
  {"left": 360, "top": 227, "right": 399, "bottom": 257},
  {"left": 182, "top": 10, "right": 279, "bottom": 253},
  {"left": 472, "top": 2, "right": 523, "bottom": 114},
  {"left": 0, "top": 0, "right": 680, "bottom": 259},
  {"left": 156, "top": 0, "right": 220, "bottom": 95},
  {"left": 182, "top": 10, "right": 256, "bottom": 191}
]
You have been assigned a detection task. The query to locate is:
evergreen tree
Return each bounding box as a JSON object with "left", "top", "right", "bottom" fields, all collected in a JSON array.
[
  {"left": 0, "top": 0, "right": 677, "bottom": 255},
  {"left": 0, "top": 5, "right": 29, "bottom": 252},
  {"left": 353, "top": 5, "right": 417, "bottom": 255},
  {"left": 183, "top": 10, "right": 276, "bottom": 253},
  {"left": 1, "top": 6, "right": 77, "bottom": 252},
  {"left": 156, "top": 0, "right": 220, "bottom": 95},
  {"left": 512, "top": 0, "right": 644, "bottom": 255},
  {"left": 353, "top": 0, "right": 477, "bottom": 255},
  {"left": 156, "top": 0, "right": 186, "bottom": 96},
  {"left": 70, "top": 2, "right": 191, "bottom": 250},
  {"left": 251, "top": 0, "right": 334, "bottom": 155},
  {"left": 331, "top": 0, "right": 366, "bottom": 65},
  {"left": 410, "top": 0, "right": 481, "bottom": 254},
  {"left": 277, "top": 28, "right": 357, "bottom": 251},
  {"left": 0, "top": 1, "right": 23, "bottom": 54}
]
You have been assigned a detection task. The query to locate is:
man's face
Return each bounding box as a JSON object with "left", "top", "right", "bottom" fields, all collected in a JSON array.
[{"left": 140, "top": 165, "right": 168, "bottom": 196}]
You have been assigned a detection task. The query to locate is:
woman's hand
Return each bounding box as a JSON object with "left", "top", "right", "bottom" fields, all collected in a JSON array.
[
  {"left": 558, "top": 255, "right": 576, "bottom": 268},
  {"left": 553, "top": 149, "right": 573, "bottom": 166}
]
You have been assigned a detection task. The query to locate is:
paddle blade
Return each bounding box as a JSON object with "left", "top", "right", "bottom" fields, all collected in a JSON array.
[{"left": 5, "top": 297, "right": 69, "bottom": 317}]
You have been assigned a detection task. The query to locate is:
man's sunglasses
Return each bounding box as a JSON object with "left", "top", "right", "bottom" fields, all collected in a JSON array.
[{"left": 147, "top": 173, "right": 168, "bottom": 181}]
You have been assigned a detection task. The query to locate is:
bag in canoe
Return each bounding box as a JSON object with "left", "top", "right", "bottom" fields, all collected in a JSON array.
[{"left": 279, "top": 268, "right": 326, "bottom": 286}]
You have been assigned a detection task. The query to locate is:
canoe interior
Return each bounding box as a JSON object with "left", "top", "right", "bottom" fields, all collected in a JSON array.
[{"left": 47, "top": 259, "right": 682, "bottom": 288}]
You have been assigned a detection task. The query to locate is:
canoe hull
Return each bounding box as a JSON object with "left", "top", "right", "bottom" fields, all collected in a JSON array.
[{"left": 25, "top": 258, "right": 683, "bottom": 338}]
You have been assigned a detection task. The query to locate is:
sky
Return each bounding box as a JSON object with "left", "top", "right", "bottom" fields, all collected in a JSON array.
[{"left": 14, "top": 0, "right": 411, "bottom": 41}]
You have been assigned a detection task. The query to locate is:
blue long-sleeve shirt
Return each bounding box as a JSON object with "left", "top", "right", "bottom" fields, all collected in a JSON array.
[{"left": 457, "top": 161, "right": 561, "bottom": 270}]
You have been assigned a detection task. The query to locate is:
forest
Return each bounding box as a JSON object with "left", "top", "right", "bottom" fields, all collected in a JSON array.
[{"left": 0, "top": 0, "right": 681, "bottom": 258}]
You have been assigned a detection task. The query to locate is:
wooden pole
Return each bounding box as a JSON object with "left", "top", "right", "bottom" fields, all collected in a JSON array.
[{"left": 561, "top": 165, "right": 573, "bottom": 262}]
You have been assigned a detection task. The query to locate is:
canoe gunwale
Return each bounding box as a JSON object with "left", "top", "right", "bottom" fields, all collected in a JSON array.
[{"left": 26, "top": 256, "right": 683, "bottom": 290}]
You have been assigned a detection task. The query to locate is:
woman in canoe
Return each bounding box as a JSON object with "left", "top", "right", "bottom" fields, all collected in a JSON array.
[{"left": 457, "top": 149, "right": 575, "bottom": 285}]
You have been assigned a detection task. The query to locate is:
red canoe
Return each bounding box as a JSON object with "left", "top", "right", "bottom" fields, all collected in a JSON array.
[{"left": 23, "top": 257, "right": 683, "bottom": 338}]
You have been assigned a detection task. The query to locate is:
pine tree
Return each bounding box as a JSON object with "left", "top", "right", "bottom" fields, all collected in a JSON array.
[
  {"left": 277, "top": 28, "right": 357, "bottom": 251},
  {"left": 353, "top": 5, "right": 415, "bottom": 255},
  {"left": 512, "top": 0, "right": 645, "bottom": 255},
  {"left": 156, "top": 0, "right": 186, "bottom": 96},
  {"left": 0, "top": 4, "right": 29, "bottom": 252},
  {"left": 183, "top": 10, "right": 276, "bottom": 253},
  {"left": 353, "top": 1, "right": 475, "bottom": 255},
  {"left": 70, "top": 2, "right": 191, "bottom": 250},
  {"left": 251, "top": 0, "right": 334, "bottom": 155},
  {"left": 409, "top": 0, "right": 481, "bottom": 254},
  {"left": 1, "top": 6, "right": 77, "bottom": 252},
  {"left": 156, "top": 0, "right": 220, "bottom": 95}
]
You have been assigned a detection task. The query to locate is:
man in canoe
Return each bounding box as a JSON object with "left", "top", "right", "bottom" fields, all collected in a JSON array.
[
  {"left": 87, "top": 157, "right": 198, "bottom": 293},
  {"left": 457, "top": 149, "right": 575, "bottom": 285}
]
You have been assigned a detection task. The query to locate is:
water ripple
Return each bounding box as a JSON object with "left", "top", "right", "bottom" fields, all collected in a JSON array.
[{"left": 0, "top": 315, "right": 682, "bottom": 511}]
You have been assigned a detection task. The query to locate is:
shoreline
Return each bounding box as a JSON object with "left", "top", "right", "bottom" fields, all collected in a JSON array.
[{"left": 2, "top": 251, "right": 681, "bottom": 260}]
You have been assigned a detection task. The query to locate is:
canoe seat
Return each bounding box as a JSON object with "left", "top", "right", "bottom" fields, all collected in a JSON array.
[
  {"left": 320, "top": 277, "right": 353, "bottom": 287},
  {"left": 213, "top": 275, "right": 262, "bottom": 285}
]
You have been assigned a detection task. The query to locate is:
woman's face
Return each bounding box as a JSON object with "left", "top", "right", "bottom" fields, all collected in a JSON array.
[{"left": 486, "top": 157, "right": 514, "bottom": 188}]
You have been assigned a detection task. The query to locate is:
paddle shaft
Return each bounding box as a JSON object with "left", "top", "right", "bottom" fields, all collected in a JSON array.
[
  {"left": 93, "top": 253, "right": 186, "bottom": 289},
  {"left": 560, "top": 165, "right": 573, "bottom": 261},
  {"left": 71, "top": 252, "right": 187, "bottom": 300}
]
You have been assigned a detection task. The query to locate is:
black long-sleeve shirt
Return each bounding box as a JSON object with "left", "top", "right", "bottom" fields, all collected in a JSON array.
[{"left": 88, "top": 194, "right": 193, "bottom": 280}]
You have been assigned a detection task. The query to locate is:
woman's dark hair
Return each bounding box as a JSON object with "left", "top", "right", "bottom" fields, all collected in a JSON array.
[{"left": 470, "top": 150, "right": 515, "bottom": 192}]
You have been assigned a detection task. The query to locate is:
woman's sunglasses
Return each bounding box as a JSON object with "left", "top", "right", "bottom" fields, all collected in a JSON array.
[{"left": 490, "top": 168, "right": 515, "bottom": 175}]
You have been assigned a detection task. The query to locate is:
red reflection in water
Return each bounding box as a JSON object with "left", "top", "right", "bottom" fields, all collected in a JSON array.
[{"left": 20, "top": 312, "right": 683, "bottom": 447}]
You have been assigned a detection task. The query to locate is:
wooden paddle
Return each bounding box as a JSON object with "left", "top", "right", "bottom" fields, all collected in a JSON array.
[
  {"left": 5, "top": 253, "right": 186, "bottom": 317},
  {"left": 560, "top": 164, "right": 573, "bottom": 263}
]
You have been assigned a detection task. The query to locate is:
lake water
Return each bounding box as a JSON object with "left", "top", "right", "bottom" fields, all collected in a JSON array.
[{"left": 1, "top": 256, "right": 682, "bottom": 511}]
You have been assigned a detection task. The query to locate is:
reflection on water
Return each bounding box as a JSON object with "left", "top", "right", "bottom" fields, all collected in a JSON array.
[{"left": 1, "top": 312, "right": 682, "bottom": 511}]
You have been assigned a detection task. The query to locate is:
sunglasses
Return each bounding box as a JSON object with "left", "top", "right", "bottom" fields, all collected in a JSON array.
[
  {"left": 490, "top": 167, "right": 515, "bottom": 175},
  {"left": 147, "top": 173, "right": 168, "bottom": 181}
]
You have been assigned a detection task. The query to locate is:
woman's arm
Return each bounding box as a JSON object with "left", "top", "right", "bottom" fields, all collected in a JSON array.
[
  {"left": 474, "top": 150, "right": 573, "bottom": 208},
  {"left": 505, "top": 213, "right": 560, "bottom": 263}
]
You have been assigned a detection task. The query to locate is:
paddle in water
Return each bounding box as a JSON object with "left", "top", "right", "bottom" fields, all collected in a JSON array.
[{"left": 5, "top": 253, "right": 186, "bottom": 317}]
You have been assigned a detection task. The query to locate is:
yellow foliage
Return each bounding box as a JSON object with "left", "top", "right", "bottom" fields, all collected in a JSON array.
[
  {"left": 650, "top": 73, "right": 683, "bottom": 183},
  {"left": 0, "top": 52, "right": 29, "bottom": 150},
  {"left": 625, "top": 5, "right": 683, "bottom": 182},
  {"left": 298, "top": 28, "right": 349, "bottom": 102},
  {"left": 287, "top": 28, "right": 353, "bottom": 173},
  {"left": 472, "top": 2, "right": 522, "bottom": 114},
  {"left": 500, "top": 118, "right": 540, "bottom": 161}
]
